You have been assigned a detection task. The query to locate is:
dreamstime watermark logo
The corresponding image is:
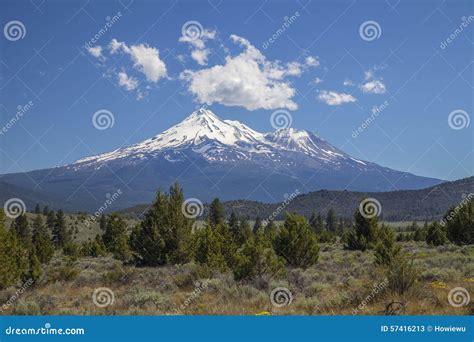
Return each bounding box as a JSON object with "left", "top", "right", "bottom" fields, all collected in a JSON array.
[
  {"left": 448, "top": 109, "right": 470, "bottom": 130},
  {"left": 352, "top": 278, "right": 387, "bottom": 315},
  {"left": 4, "top": 20, "right": 26, "bottom": 41},
  {"left": 270, "top": 287, "right": 293, "bottom": 307},
  {"left": 92, "top": 109, "right": 115, "bottom": 130},
  {"left": 173, "top": 280, "right": 208, "bottom": 314},
  {"left": 440, "top": 16, "right": 474, "bottom": 49},
  {"left": 262, "top": 12, "right": 300, "bottom": 49},
  {"left": 181, "top": 21, "right": 203, "bottom": 41},
  {"left": 84, "top": 189, "right": 123, "bottom": 227},
  {"left": 270, "top": 109, "right": 292, "bottom": 130},
  {"left": 0, "top": 101, "right": 34, "bottom": 136},
  {"left": 92, "top": 287, "right": 114, "bottom": 308},
  {"left": 352, "top": 100, "right": 389, "bottom": 138},
  {"left": 440, "top": 193, "right": 473, "bottom": 227},
  {"left": 359, "top": 198, "right": 381, "bottom": 218},
  {"left": 359, "top": 20, "right": 382, "bottom": 41},
  {"left": 448, "top": 287, "right": 470, "bottom": 308},
  {"left": 83, "top": 11, "right": 123, "bottom": 50},
  {"left": 0, "top": 278, "right": 34, "bottom": 313},
  {"left": 181, "top": 198, "right": 204, "bottom": 218},
  {"left": 3, "top": 198, "right": 26, "bottom": 219},
  {"left": 4, "top": 323, "right": 85, "bottom": 336},
  {"left": 262, "top": 189, "right": 300, "bottom": 226}
]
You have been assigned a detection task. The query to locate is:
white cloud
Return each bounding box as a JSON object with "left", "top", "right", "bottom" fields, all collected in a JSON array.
[
  {"left": 108, "top": 39, "right": 167, "bottom": 83},
  {"left": 313, "top": 77, "right": 323, "bottom": 84},
  {"left": 343, "top": 79, "right": 354, "bottom": 86},
  {"left": 86, "top": 46, "right": 104, "bottom": 60},
  {"left": 191, "top": 48, "right": 211, "bottom": 65},
  {"left": 109, "top": 39, "right": 127, "bottom": 54},
  {"left": 180, "top": 34, "right": 310, "bottom": 111},
  {"left": 318, "top": 90, "right": 356, "bottom": 105},
  {"left": 179, "top": 29, "right": 216, "bottom": 49},
  {"left": 364, "top": 70, "right": 375, "bottom": 81},
  {"left": 286, "top": 62, "right": 303, "bottom": 76},
  {"left": 305, "top": 56, "right": 320, "bottom": 67},
  {"left": 360, "top": 80, "right": 386, "bottom": 94},
  {"left": 118, "top": 71, "right": 138, "bottom": 91},
  {"left": 179, "top": 28, "right": 216, "bottom": 66}
]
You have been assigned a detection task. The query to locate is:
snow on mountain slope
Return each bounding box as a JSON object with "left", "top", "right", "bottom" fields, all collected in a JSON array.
[
  {"left": 72, "top": 108, "right": 366, "bottom": 168},
  {"left": 0, "top": 108, "right": 443, "bottom": 210}
]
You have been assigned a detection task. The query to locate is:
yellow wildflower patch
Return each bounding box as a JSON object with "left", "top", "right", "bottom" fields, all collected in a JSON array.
[{"left": 431, "top": 281, "right": 448, "bottom": 289}]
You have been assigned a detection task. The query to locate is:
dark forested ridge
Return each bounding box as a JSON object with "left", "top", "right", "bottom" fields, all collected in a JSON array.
[{"left": 119, "top": 176, "right": 473, "bottom": 221}]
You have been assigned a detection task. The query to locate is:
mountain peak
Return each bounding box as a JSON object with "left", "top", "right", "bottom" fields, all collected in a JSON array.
[
  {"left": 190, "top": 107, "right": 219, "bottom": 120},
  {"left": 73, "top": 108, "right": 358, "bottom": 167}
]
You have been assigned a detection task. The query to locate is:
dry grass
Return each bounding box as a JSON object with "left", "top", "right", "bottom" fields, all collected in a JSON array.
[{"left": 1, "top": 242, "right": 472, "bottom": 316}]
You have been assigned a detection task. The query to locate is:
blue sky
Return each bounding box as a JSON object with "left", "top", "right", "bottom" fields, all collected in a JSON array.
[{"left": 0, "top": 0, "right": 472, "bottom": 181}]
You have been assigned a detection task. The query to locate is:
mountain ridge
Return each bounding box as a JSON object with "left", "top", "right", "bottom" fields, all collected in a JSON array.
[
  {"left": 119, "top": 176, "right": 474, "bottom": 221},
  {"left": 0, "top": 108, "right": 443, "bottom": 211}
]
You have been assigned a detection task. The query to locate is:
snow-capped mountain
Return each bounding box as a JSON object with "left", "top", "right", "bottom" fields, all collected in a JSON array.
[
  {"left": 0, "top": 109, "right": 442, "bottom": 212},
  {"left": 71, "top": 109, "right": 366, "bottom": 169}
]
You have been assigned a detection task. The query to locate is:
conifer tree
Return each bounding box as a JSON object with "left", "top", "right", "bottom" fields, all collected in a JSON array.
[
  {"left": 309, "top": 212, "right": 317, "bottom": 231},
  {"left": 274, "top": 213, "right": 319, "bottom": 268},
  {"left": 130, "top": 192, "right": 168, "bottom": 266},
  {"left": 215, "top": 221, "right": 238, "bottom": 268},
  {"left": 445, "top": 199, "right": 473, "bottom": 245},
  {"left": 11, "top": 214, "right": 31, "bottom": 246},
  {"left": 194, "top": 223, "right": 227, "bottom": 274},
  {"left": 228, "top": 211, "right": 240, "bottom": 240},
  {"left": 130, "top": 183, "right": 194, "bottom": 266},
  {"left": 253, "top": 216, "right": 263, "bottom": 234},
  {"left": 238, "top": 217, "right": 253, "bottom": 245},
  {"left": 46, "top": 210, "right": 56, "bottom": 230},
  {"left": 81, "top": 235, "right": 107, "bottom": 257},
  {"left": 310, "top": 213, "right": 324, "bottom": 233},
  {"left": 99, "top": 214, "right": 107, "bottom": 231},
  {"left": 42, "top": 205, "right": 49, "bottom": 216},
  {"left": 374, "top": 224, "right": 401, "bottom": 266},
  {"left": 345, "top": 208, "right": 378, "bottom": 251},
  {"left": 413, "top": 225, "right": 426, "bottom": 242},
  {"left": 233, "top": 229, "right": 285, "bottom": 281},
  {"left": 325, "top": 208, "right": 337, "bottom": 232},
  {"left": 264, "top": 219, "right": 277, "bottom": 242},
  {"left": 167, "top": 182, "right": 194, "bottom": 264},
  {"left": 34, "top": 204, "right": 41, "bottom": 214},
  {"left": 426, "top": 222, "right": 448, "bottom": 246},
  {"left": 0, "top": 210, "right": 27, "bottom": 289},
  {"left": 52, "top": 210, "right": 68, "bottom": 247},
  {"left": 410, "top": 221, "right": 419, "bottom": 232},
  {"left": 208, "top": 198, "right": 225, "bottom": 228},
  {"left": 27, "top": 248, "right": 42, "bottom": 282},
  {"left": 32, "top": 215, "right": 54, "bottom": 264},
  {"left": 103, "top": 214, "right": 131, "bottom": 261},
  {"left": 337, "top": 218, "right": 345, "bottom": 235}
]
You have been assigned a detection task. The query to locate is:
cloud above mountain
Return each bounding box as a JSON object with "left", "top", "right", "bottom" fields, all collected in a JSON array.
[
  {"left": 180, "top": 34, "right": 317, "bottom": 110},
  {"left": 109, "top": 39, "right": 168, "bottom": 83},
  {"left": 86, "top": 39, "right": 168, "bottom": 99},
  {"left": 318, "top": 90, "right": 356, "bottom": 105},
  {"left": 85, "top": 33, "right": 382, "bottom": 108},
  {"left": 359, "top": 67, "right": 387, "bottom": 94},
  {"left": 360, "top": 79, "right": 386, "bottom": 94},
  {"left": 179, "top": 26, "right": 217, "bottom": 66}
]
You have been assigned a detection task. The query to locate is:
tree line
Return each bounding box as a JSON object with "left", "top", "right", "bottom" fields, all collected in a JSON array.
[{"left": 0, "top": 182, "right": 472, "bottom": 291}]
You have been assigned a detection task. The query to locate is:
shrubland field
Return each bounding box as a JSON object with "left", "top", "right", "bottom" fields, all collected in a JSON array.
[
  {"left": 1, "top": 184, "right": 472, "bottom": 316},
  {"left": 1, "top": 241, "right": 472, "bottom": 315}
]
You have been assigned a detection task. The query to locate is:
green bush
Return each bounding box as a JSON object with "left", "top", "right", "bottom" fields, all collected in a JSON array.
[
  {"left": 232, "top": 230, "right": 285, "bottom": 281},
  {"left": 274, "top": 213, "right": 319, "bottom": 268}
]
